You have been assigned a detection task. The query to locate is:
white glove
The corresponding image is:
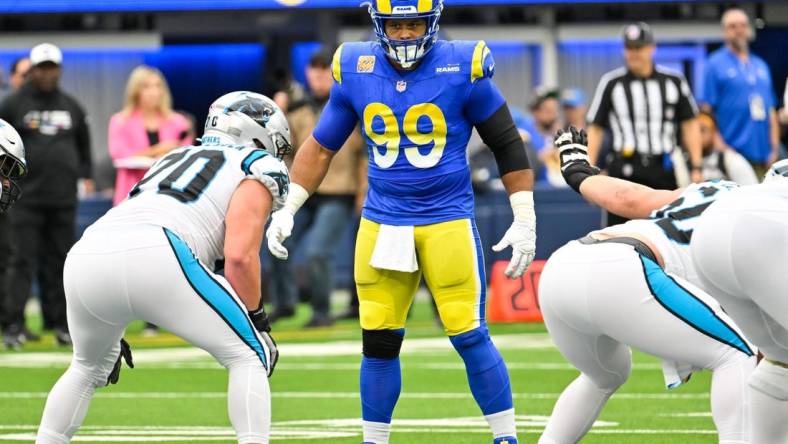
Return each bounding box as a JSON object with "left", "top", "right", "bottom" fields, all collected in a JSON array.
[
  {"left": 249, "top": 307, "right": 278, "bottom": 377},
  {"left": 260, "top": 331, "right": 279, "bottom": 377},
  {"left": 492, "top": 191, "right": 536, "bottom": 279},
  {"left": 266, "top": 209, "right": 295, "bottom": 260},
  {"left": 266, "top": 183, "right": 310, "bottom": 260}
]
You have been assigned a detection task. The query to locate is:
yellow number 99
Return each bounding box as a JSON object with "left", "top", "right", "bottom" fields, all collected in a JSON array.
[
  {"left": 363, "top": 102, "right": 448, "bottom": 169},
  {"left": 403, "top": 103, "right": 447, "bottom": 169},
  {"left": 364, "top": 103, "right": 400, "bottom": 169}
]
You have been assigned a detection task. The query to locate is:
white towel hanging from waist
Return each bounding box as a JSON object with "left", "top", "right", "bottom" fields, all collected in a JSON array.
[{"left": 369, "top": 224, "right": 419, "bottom": 272}]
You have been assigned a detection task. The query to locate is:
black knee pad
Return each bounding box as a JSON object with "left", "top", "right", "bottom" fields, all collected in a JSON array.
[{"left": 362, "top": 329, "right": 404, "bottom": 360}]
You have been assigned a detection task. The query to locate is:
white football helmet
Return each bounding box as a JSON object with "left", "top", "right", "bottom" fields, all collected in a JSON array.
[
  {"left": 762, "top": 159, "right": 788, "bottom": 183},
  {"left": 0, "top": 119, "right": 26, "bottom": 212},
  {"left": 203, "top": 91, "right": 292, "bottom": 158}
]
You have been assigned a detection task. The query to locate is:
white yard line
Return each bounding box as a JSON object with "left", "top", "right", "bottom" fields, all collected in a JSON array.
[
  {"left": 0, "top": 422, "right": 720, "bottom": 443},
  {"left": 26, "top": 361, "right": 658, "bottom": 371},
  {"left": 0, "top": 391, "right": 709, "bottom": 400},
  {"left": 0, "top": 334, "right": 556, "bottom": 368},
  {"left": 658, "top": 412, "right": 713, "bottom": 417}
]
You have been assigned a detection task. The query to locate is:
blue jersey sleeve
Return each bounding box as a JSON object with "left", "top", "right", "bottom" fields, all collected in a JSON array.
[
  {"left": 312, "top": 81, "right": 359, "bottom": 151},
  {"left": 464, "top": 77, "right": 506, "bottom": 125}
]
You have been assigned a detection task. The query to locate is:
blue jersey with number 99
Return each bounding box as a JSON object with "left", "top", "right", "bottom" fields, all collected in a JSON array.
[{"left": 312, "top": 40, "right": 505, "bottom": 226}]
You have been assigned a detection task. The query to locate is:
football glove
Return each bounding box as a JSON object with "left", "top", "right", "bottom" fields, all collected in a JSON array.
[
  {"left": 249, "top": 307, "right": 279, "bottom": 377},
  {"left": 266, "top": 209, "right": 294, "bottom": 260},
  {"left": 492, "top": 191, "right": 536, "bottom": 279},
  {"left": 106, "top": 338, "right": 134, "bottom": 386},
  {"left": 554, "top": 126, "right": 600, "bottom": 192}
]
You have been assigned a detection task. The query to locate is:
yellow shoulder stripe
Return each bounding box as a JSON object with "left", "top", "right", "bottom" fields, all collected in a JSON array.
[
  {"left": 471, "top": 40, "right": 489, "bottom": 82},
  {"left": 417, "top": 0, "right": 433, "bottom": 12},
  {"left": 332, "top": 44, "right": 344, "bottom": 84}
]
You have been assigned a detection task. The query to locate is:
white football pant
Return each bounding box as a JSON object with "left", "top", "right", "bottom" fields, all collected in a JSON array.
[
  {"left": 693, "top": 196, "right": 788, "bottom": 444},
  {"left": 538, "top": 241, "right": 755, "bottom": 444},
  {"left": 36, "top": 225, "right": 272, "bottom": 444}
]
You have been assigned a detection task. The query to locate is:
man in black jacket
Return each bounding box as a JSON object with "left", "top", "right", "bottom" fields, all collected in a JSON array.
[{"left": 0, "top": 43, "right": 93, "bottom": 348}]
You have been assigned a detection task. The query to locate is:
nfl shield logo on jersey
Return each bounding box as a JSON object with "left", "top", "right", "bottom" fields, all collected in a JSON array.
[
  {"left": 357, "top": 55, "right": 375, "bottom": 73},
  {"left": 396, "top": 80, "right": 407, "bottom": 92}
]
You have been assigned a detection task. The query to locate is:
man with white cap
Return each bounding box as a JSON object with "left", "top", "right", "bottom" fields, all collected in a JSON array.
[{"left": 0, "top": 43, "right": 93, "bottom": 348}]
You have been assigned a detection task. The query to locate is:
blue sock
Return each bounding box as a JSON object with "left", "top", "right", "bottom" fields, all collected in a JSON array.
[
  {"left": 360, "top": 357, "right": 401, "bottom": 423},
  {"left": 450, "top": 326, "right": 513, "bottom": 415},
  {"left": 360, "top": 356, "right": 402, "bottom": 423}
]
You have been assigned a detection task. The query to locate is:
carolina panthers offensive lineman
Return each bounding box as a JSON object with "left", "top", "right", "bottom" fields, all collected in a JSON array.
[
  {"left": 266, "top": 1, "right": 535, "bottom": 443},
  {"left": 537, "top": 127, "right": 773, "bottom": 444},
  {"left": 692, "top": 163, "right": 788, "bottom": 443},
  {"left": 36, "top": 92, "right": 288, "bottom": 444}
]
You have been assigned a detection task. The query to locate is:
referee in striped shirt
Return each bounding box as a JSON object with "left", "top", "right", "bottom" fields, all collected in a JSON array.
[{"left": 586, "top": 22, "right": 703, "bottom": 226}]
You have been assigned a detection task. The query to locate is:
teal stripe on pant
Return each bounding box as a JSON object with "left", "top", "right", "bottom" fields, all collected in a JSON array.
[
  {"left": 640, "top": 256, "right": 753, "bottom": 357},
  {"left": 164, "top": 228, "right": 268, "bottom": 369}
]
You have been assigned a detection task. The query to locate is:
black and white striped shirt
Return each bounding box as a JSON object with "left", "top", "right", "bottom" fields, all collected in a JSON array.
[{"left": 587, "top": 66, "right": 698, "bottom": 156}]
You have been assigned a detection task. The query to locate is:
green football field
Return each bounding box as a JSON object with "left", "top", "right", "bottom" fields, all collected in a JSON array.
[{"left": 1, "top": 300, "right": 720, "bottom": 443}]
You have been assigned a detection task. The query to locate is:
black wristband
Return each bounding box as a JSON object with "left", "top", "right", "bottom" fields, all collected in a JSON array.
[
  {"left": 563, "top": 163, "right": 600, "bottom": 193},
  {"left": 249, "top": 307, "right": 272, "bottom": 333}
]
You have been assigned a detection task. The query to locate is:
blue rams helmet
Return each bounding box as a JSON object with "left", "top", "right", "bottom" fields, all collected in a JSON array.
[{"left": 367, "top": 0, "right": 443, "bottom": 68}]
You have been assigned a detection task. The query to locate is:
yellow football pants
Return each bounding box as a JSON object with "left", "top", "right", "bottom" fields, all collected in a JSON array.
[{"left": 354, "top": 217, "right": 486, "bottom": 336}]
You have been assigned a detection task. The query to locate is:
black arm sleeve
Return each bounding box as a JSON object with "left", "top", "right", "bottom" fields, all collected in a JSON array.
[{"left": 476, "top": 103, "right": 531, "bottom": 176}]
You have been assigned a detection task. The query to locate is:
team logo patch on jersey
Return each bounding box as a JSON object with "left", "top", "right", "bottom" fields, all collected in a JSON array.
[
  {"left": 357, "top": 56, "right": 376, "bottom": 73},
  {"left": 396, "top": 80, "right": 407, "bottom": 92}
]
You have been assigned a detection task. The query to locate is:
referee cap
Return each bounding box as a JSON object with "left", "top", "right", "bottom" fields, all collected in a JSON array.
[{"left": 623, "top": 22, "right": 654, "bottom": 48}]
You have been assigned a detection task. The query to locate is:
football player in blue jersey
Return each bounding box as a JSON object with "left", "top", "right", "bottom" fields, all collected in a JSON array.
[{"left": 266, "top": 1, "right": 534, "bottom": 443}]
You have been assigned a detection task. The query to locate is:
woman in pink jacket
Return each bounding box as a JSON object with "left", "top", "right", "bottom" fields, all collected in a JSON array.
[{"left": 108, "top": 65, "right": 193, "bottom": 205}]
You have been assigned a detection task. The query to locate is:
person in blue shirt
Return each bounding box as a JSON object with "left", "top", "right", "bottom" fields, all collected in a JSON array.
[
  {"left": 266, "top": 1, "right": 535, "bottom": 443},
  {"left": 702, "top": 8, "right": 780, "bottom": 175}
]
